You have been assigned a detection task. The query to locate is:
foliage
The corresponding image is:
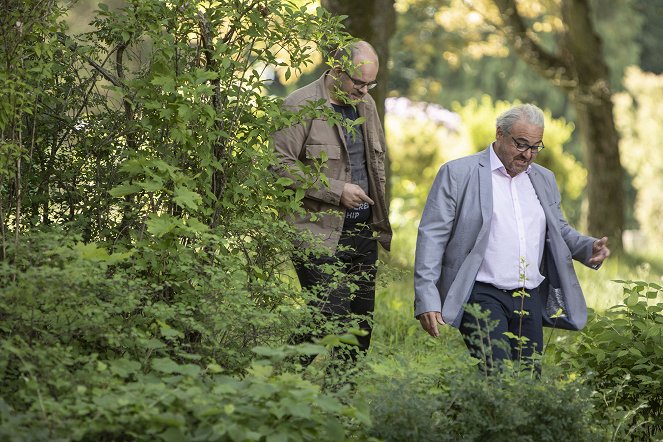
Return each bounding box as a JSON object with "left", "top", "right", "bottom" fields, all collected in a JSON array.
[
  {"left": 0, "top": 343, "right": 366, "bottom": 441},
  {"left": 550, "top": 280, "right": 663, "bottom": 440},
  {"left": 368, "top": 266, "right": 663, "bottom": 441},
  {"left": 361, "top": 367, "right": 601, "bottom": 442},
  {"left": 389, "top": 0, "right": 647, "bottom": 114},
  {"left": 0, "top": 227, "right": 374, "bottom": 439},
  {"left": 614, "top": 67, "right": 663, "bottom": 248},
  {"left": 0, "top": 0, "right": 373, "bottom": 439},
  {"left": 3, "top": 0, "right": 663, "bottom": 440}
]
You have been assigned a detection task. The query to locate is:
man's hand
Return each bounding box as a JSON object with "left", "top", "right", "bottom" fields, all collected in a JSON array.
[
  {"left": 588, "top": 236, "right": 610, "bottom": 266},
  {"left": 418, "top": 311, "right": 445, "bottom": 337},
  {"left": 340, "top": 183, "right": 374, "bottom": 209}
]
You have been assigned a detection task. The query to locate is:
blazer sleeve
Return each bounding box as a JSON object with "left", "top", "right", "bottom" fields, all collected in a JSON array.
[
  {"left": 414, "top": 164, "right": 457, "bottom": 316},
  {"left": 548, "top": 172, "right": 597, "bottom": 267}
]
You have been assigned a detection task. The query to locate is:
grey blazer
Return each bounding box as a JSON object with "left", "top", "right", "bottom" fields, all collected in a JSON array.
[{"left": 414, "top": 147, "right": 597, "bottom": 330}]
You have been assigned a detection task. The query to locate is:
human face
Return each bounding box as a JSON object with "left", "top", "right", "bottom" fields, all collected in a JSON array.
[
  {"left": 493, "top": 119, "right": 544, "bottom": 177},
  {"left": 331, "top": 53, "right": 379, "bottom": 103}
]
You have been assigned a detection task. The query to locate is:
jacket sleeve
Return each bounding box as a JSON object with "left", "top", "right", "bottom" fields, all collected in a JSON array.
[
  {"left": 548, "top": 172, "right": 597, "bottom": 268},
  {"left": 272, "top": 120, "right": 345, "bottom": 206},
  {"left": 414, "top": 164, "right": 457, "bottom": 316}
]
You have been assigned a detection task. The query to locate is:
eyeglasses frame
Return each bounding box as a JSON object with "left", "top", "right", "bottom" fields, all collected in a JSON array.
[
  {"left": 511, "top": 136, "right": 545, "bottom": 153},
  {"left": 342, "top": 71, "right": 378, "bottom": 90}
]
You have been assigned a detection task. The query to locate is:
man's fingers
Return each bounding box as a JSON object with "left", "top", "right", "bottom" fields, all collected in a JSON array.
[
  {"left": 426, "top": 320, "right": 439, "bottom": 337},
  {"left": 595, "top": 236, "right": 608, "bottom": 249},
  {"left": 419, "top": 312, "right": 442, "bottom": 337},
  {"left": 341, "top": 183, "right": 375, "bottom": 208},
  {"left": 589, "top": 236, "right": 611, "bottom": 265},
  {"left": 360, "top": 193, "right": 375, "bottom": 205}
]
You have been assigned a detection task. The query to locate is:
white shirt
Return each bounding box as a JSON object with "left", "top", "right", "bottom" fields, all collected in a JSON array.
[{"left": 476, "top": 145, "right": 547, "bottom": 290}]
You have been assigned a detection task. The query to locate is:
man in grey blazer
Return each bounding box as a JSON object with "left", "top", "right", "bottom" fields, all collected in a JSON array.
[{"left": 414, "top": 104, "right": 610, "bottom": 370}]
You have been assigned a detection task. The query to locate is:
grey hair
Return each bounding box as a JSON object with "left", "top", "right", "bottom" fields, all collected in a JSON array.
[{"left": 496, "top": 104, "right": 544, "bottom": 134}]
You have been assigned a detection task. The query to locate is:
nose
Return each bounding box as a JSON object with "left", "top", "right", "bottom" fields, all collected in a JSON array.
[{"left": 521, "top": 148, "right": 533, "bottom": 160}]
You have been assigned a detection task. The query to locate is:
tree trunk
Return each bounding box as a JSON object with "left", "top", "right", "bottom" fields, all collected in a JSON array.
[
  {"left": 561, "top": 0, "right": 625, "bottom": 250},
  {"left": 321, "top": 0, "right": 396, "bottom": 202},
  {"left": 573, "top": 99, "right": 624, "bottom": 247}
]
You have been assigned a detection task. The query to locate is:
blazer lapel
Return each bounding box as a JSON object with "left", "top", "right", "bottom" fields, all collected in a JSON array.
[
  {"left": 477, "top": 147, "right": 493, "bottom": 244},
  {"left": 528, "top": 167, "right": 560, "bottom": 235}
]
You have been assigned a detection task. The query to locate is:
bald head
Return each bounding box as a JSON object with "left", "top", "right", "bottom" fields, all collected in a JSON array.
[
  {"left": 331, "top": 41, "right": 379, "bottom": 70},
  {"left": 327, "top": 40, "right": 379, "bottom": 104}
]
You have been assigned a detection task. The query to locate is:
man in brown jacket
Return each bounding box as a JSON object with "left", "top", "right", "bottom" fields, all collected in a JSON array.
[{"left": 273, "top": 41, "right": 392, "bottom": 365}]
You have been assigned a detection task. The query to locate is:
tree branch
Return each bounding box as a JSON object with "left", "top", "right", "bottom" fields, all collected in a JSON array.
[
  {"left": 56, "top": 33, "right": 125, "bottom": 88},
  {"left": 492, "top": 0, "right": 576, "bottom": 91}
]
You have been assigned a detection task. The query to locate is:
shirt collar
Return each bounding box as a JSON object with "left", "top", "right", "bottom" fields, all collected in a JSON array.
[{"left": 489, "top": 143, "right": 531, "bottom": 176}]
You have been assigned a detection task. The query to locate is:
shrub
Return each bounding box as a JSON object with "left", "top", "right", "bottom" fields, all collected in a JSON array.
[
  {"left": 0, "top": 0, "right": 366, "bottom": 439},
  {"left": 551, "top": 280, "right": 663, "bottom": 440},
  {"left": 363, "top": 368, "right": 600, "bottom": 442},
  {"left": 0, "top": 352, "right": 367, "bottom": 442}
]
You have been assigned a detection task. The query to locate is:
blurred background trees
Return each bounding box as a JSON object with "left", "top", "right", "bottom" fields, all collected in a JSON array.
[
  {"left": 2, "top": 0, "right": 663, "bottom": 439},
  {"left": 319, "top": 0, "right": 663, "bottom": 256}
]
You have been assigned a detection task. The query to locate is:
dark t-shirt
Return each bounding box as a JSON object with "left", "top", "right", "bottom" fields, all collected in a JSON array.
[{"left": 332, "top": 103, "right": 371, "bottom": 226}]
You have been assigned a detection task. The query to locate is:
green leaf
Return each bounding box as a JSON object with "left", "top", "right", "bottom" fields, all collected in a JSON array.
[
  {"left": 146, "top": 214, "right": 177, "bottom": 237},
  {"left": 625, "top": 292, "right": 640, "bottom": 307},
  {"left": 137, "top": 178, "right": 164, "bottom": 192},
  {"left": 179, "top": 364, "right": 201, "bottom": 377},
  {"left": 152, "top": 357, "right": 180, "bottom": 374},
  {"left": 151, "top": 75, "right": 176, "bottom": 93},
  {"left": 276, "top": 177, "right": 294, "bottom": 186},
  {"left": 173, "top": 186, "right": 201, "bottom": 211},
  {"left": 109, "top": 358, "right": 141, "bottom": 378},
  {"left": 295, "top": 187, "right": 305, "bottom": 202},
  {"left": 109, "top": 183, "right": 141, "bottom": 197},
  {"left": 74, "top": 242, "right": 110, "bottom": 261},
  {"left": 159, "top": 428, "right": 186, "bottom": 442},
  {"left": 266, "top": 433, "right": 289, "bottom": 442},
  {"left": 284, "top": 400, "right": 311, "bottom": 419},
  {"left": 338, "top": 333, "right": 359, "bottom": 346},
  {"left": 185, "top": 217, "right": 209, "bottom": 232}
]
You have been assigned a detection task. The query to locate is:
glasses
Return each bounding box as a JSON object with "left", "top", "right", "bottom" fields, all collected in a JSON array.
[
  {"left": 343, "top": 71, "right": 378, "bottom": 90},
  {"left": 511, "top": 137, "right": 545, "bottom": 153}
]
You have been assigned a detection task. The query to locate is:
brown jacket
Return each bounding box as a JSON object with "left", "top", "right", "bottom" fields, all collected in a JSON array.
[{"left": 273, "top": 71, "right": 392, "bottom": 252}]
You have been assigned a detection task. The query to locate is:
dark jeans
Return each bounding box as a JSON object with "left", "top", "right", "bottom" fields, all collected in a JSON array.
[
  {"left": 291, "top": 225, "right": 378, "bottom": 366},
  {"left": 459, "top": 281, "right": 543, "bottom": 373}
]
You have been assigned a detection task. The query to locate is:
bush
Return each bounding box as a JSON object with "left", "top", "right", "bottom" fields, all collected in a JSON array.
[
  {"left": 363, "top": 368, "right": 600, "bottom": 442},
  {"left": 0, "top": 0, "right": 367, "bottom": 439},
  {"left": 0, "top": 355, "right": 367, "bottom": 442},
  {"left": 551, "top": 280, "right": 663, "bottom": 440}
]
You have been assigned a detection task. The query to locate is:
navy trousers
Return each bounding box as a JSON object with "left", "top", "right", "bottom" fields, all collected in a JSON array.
[
  {"left": 291, "top": 225, "right": 378, "bottom": 365},
  {"left": 459, "top": 281, "right": 543, "bottom": 372}
]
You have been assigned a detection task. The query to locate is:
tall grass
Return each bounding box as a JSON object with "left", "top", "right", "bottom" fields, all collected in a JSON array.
[{"left": 366, "top": 250, "right": 663, "bottom": 374}]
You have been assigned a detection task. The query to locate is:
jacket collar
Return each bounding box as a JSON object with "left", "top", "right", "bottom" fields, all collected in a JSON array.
[{"left": 478, "top": 146, "right": 493, "bottom": 239}]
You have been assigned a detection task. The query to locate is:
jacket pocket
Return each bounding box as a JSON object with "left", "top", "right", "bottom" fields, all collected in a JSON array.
[{"left": 305, "top": 144, "right": 341, "bottom": 160}]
